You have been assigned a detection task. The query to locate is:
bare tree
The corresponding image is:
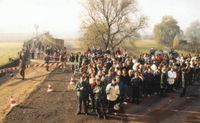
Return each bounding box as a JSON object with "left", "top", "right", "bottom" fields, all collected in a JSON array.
[{"left": 81, "top": 0, "right": 146, "bottom": 49}]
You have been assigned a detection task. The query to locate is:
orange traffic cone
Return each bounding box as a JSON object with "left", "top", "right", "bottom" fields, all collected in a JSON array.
[
  {"left": 69, "top": 77, "right": 76, "bottom": 85},
  {"left": 47, "top": 84, "right": 53, "bottom": 92},
  {"left": 10, "top": 96, "right": 17, "bottom": 108}
]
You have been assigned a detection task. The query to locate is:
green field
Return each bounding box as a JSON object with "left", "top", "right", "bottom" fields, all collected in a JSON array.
[
  {"left": 123, "top": 40, "right": 196, "bottom": 56},
  {"left": 0, "top": 40, "right": 195, "bottom": 66},
  {"left": 0, "top": 42, "right": 23, "bottom": 66}
]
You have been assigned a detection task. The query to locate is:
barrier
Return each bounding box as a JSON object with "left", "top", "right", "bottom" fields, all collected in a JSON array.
[{"left": 0, "top": 62, "right": 78, "bottom": 74}]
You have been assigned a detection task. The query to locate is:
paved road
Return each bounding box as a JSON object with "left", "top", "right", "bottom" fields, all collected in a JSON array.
[{"left": 3, "top": 67, "right": 200, "bottom": 123}]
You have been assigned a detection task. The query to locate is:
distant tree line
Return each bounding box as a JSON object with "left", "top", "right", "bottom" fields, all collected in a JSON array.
[
  {"left": 153, "top": 16, "right": 200, "bottom": 53},
  {"left": 79, "top": 0, "right": 200, "bottom": 53}
]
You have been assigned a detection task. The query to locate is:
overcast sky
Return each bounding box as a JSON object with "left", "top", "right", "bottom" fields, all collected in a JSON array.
[{"left": 0, "top": 0, "right": 200, "bottom": 37}]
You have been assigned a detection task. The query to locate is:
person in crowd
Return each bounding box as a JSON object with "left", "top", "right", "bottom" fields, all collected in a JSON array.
[
  {"left": 61, "top": 52, "right": 67, "bottom": 71},
  {"left": 93, "top": 78, "right": 107, "bottom": 119},
  {"left": 167, "top": 68, "right": 177, "bottom": 92},
  {"left": 116, "top": 75, "right": 125, "bottom": 104},
  {"left": 71, "top": 46, "right": 199, "bottom": 119},
  {"left": 106, "top": 78, "right": 120, "bottom": 114},
  {"left": 44, "top": 54, "right": 50, "bottom": 71},
  {"left": 130, "top": 72, "right": 143, "bottom": 104},
  {"left": 19, "top": 51, "right": 27, "bottom": 80},
  {"left": 160, "top": 66, "right": 167, "bottom": 97},
  {"left": 180, "top": 67, "right": 189, "bottom": 97},
  {"left": 69, "top": 53, "right": 76, "bottom": 71},
  {"left": 121, "top": 69, "right": 129, "bottom": 103},
  {"left": 75, "top": 76, "right": 90, "bottom": 115},
  {"left": 89, "top": 74, "right": 96, "bottom": 112}
]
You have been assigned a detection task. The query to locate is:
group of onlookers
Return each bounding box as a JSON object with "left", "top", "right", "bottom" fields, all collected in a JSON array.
[{"left": 73, "top": 47, "right": 200, "bottom": 119}]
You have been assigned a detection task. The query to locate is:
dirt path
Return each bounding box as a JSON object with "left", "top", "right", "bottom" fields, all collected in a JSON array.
[
  {"left": 3, "top": 65, "right": 200, "bottom": 123},
  {"left": 0, "top": 66, "right": 50, "bottom": 123}
]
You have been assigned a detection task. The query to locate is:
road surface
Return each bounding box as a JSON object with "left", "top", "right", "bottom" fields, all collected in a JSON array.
[{"left": 2, "top": 66, "right": 200, "bottom": 123}]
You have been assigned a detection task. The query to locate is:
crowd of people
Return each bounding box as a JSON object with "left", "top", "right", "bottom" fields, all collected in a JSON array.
[
  {"left": 18, "top": 40, "right": 68, "bottom": 79},
  {"left": 73, "top": 47, "right": 200, "bottom": 119},
  {"left": 18, "top": 42, "right": 199, "bottom": 120}
]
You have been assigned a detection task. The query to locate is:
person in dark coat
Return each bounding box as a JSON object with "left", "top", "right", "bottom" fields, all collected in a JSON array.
[
  {"left": 127, "top": 70, "right": 134, "bottom": 101},
  {"left": 130, "top": 72, "right": 142, "bottom": 104},
  {"left": 121, "top": 69, "right": 129, "bottom": 102},
  {"left": 93, "top": 78, "right": 107, "bottom": 119},
  {"left": 19, "top": 52, "right": 26, "bottom": 80},
  {"left": 75, "top": 76, "right": 90, "bottom": 115},
  {"left": 69, "top": 53, "right": 76, "bottom": 71},
  {"left": 116, "top": 75, "right": 125, "bottom": 104},
  {"left": 160, "top": 66, "right": 167, "bottom": 97},
  {"left": 153, "top": 69, "right": 161, "bottom": 95},
  {"left": 180, "top": 67, "right": 189, "bottom": 97},
  {"left": 143, "top": 68, "right": 153, "bottom": 96},
  {"left": 44, "top": 54, "right": 50, "bottom": 71},
  {"left": 89, "top": 75, "right": 96, "bottom": 112}
]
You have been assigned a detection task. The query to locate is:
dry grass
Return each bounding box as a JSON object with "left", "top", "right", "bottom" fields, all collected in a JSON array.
[
  {"left": 0, "top": 42, "right": 23, "bottom": 66},
  {"left": 0, "top": 67, "right": 49, "bottom": 123}
]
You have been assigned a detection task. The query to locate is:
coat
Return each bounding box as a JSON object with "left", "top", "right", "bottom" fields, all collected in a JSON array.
[
  {"left": 93, "top": 83, "right": 106, "bottom": 100},
  {"left": 75, "top": 81, "right": 90, "bottom": 99}
]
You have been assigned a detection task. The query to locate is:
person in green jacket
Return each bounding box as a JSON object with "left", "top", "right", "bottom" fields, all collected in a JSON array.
[
  {"left": 160, "top": 66, "right": 167, "bottom": 97},
  {"left": 180, "top": 67, "right": 189, "bottom": 97},
  {"left": 93, "top": 77, "right": 107, "bottom": 119},
  {"left": 75, "top": 76, "right": 90, "bottom": 115}
]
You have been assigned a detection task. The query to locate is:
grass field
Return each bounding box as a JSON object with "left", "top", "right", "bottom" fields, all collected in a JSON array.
[
  {"left": 123, "top": 40, "right": 196, "bottom": 56},
  {"left": 0, "top": 42, "right": 23, "bottom": 66},
  {"left": 0, "top": 39, "right": 196, "bottom": 67}
]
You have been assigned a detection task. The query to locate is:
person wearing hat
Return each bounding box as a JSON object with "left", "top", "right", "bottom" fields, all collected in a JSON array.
[
  {"left": 75, "top": 76, "right": 90, "bottom": 115},
  {"left": 93, "top": 78, "right": 107, "bottom": 119}
]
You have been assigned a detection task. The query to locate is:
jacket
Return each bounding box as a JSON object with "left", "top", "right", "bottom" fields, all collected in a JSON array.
[
  {"left": 106, "top": 83, "right": 120, "bottom": 101},
  {"left": 75, "top": 81, "right": 90, "bottom": 99},
  {"left": 93, "top": 83, "right": 106, "bottom": 100},
  {"left": 167, "top": 71, "right": 177, "bottom": 85}
]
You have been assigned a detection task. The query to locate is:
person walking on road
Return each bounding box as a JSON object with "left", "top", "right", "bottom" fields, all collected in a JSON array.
[
  {"left": 44, "top": 54, "right": 50, "bottom": 71},
  {"left": 19, "top": 52, "right": 26, "bottom": 80}
]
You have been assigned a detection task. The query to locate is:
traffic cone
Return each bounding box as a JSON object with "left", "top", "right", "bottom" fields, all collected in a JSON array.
[
  {"left": 10, "top": 96, "right": 17, "bottom": 108},
  {"left": 47, "top": 84, "right": 53, "bottom": 92},
  {"left": 69, "top": 77, "right": 76, "bottom": 85}
]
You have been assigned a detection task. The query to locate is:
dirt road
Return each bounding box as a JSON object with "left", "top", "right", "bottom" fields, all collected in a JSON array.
[{"left": 3, "top": 66, "right": 200, "bottom": 123}]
